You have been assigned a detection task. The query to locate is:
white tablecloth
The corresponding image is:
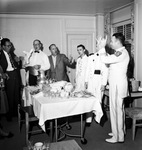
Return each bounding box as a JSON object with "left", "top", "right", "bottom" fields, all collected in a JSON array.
[
  {"left": 31, "top": 92, "right": 103, "bottom": 131},
  {"left": 22, "top": 86, "right": 103, "bottom": 131},
  {"left": 22, "top": 86, "right": 41, "bottom": 106}
]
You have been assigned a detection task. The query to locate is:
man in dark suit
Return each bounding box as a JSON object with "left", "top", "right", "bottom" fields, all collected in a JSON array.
[
  {"left": 0, "top": 65, "right": 14, "bottom": 138},
  {"left": 0, "top": 38, "right": 20, "bottom": 121},
  {"left": 48, "top": 44, "right": 76, "bottom": 82}
]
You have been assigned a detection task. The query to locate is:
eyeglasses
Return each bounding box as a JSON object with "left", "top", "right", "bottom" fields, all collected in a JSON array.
[
  {"left": 33, "top": 43, "right": 41, "bottom": 46},
  {"left": 5, "top": 44, "right": 12, "bottom": 48}
]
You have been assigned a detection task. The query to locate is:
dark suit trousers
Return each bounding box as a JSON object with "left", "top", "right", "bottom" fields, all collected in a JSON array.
[{"left": 5, "top": 70, "right": 20, "bottom": 118}]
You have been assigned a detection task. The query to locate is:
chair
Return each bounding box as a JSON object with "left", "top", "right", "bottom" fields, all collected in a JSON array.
[
  {"left": 125, "top": 107, "right": 142, "bottom": 140},
  {"left": 18, "top": 69, "right": 53, "bottom": 145},
  {"left": 18, "top": 104, "right": 44, "bottom": 145},
  {"left": 18, "top": 69, "right": 53, "bottom": 144},
  {"left": 125, "top": 80, "right": 142, "bottom": 140}
]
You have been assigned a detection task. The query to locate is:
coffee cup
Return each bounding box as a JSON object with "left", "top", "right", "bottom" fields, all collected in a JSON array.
[{"left": 34, "top": 142, "right": 43, "bottom": 150}]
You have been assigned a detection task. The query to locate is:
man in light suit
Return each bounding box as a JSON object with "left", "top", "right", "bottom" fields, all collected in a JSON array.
[
  {"left": 47, "top": 44, "right": 75, "bottom": 82},
  {"left": 99, "top": 33, "right": 130, "bottom": 143}
]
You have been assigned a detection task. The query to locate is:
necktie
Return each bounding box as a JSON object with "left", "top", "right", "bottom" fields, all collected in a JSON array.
[
  {"left": 8, "top": 53, "right": 16, "bottom": 69},
  {"left": 34, "top": 51, "right": 39, "bottom": 53}
]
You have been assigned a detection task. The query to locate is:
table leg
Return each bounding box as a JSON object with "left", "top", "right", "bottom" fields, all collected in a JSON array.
[
  {"left": 80, "top": 114, "right": 87, "bottom": 144},
  {"left": 50, "top": 121, "right": 53, "bottom": 142},
  {"left": 55, "top": 119, "right": 58, "bottom": 142},
  {"left": 81, "top": 114, "right": 83, "bottom": 137},
  {"left": 53, "top": 115, "right": 87, "bottom": 144}
]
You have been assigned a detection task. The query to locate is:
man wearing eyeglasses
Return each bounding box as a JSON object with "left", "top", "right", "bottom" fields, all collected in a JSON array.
[{"left": 0, "top": 38, "right": 20, "bottom": 121}]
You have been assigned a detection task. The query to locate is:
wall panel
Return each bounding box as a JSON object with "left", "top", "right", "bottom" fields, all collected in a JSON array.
[{"left": 0, "top": 14, "right": 96, "bottom": 57}]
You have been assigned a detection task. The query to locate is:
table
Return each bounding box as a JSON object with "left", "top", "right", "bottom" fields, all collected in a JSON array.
[
  {"left": 23, "top": 139, "right": 82, "bottom": 150},
  {"left": 23, "top": 87, "right": 103, "bottom": 143},
  {"left": 32, "top": 92, "right": 103, "bottom": 143},
  {"left": 104, "top": 89, "right": 142, "bottom": 107},
  {"left": 104, "top": 89, "right": 142, "bottom": 98}
]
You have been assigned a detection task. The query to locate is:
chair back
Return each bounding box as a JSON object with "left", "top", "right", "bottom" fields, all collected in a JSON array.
[{"left": 20, "top": 69, "right": 27, "bottom": 87}]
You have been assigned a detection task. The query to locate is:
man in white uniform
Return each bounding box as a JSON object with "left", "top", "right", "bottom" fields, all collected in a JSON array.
[
  {"left": 85, "top": 45, "right": 108, "bottom": 125},
  {"left": 24, "top": 39, "right": 50, "bottom": 85},
  {"left": 74, "top": 44, "right": 88, "bottom": 92},
  {"left": 100, "top": 33, "right": 130, "bottom": 143}
]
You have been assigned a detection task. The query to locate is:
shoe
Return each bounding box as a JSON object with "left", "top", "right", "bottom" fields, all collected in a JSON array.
[
  {"left": 105, "top": 137, "right": 124, "bottom": 144},
  {"left": 105, "top": 137, "right": 118, "bottom": 143},
  {"left": 108, "top": 133, "right": 113, "bottom": 136},
  {"left": 86, "top": 123, "right": 91, "bottom": 127},
  {"left": 0, "top": 132, "right": 14, "bottom": 139},
  {"left": 118, "top": 140, "right": 124, "bottom": 143}
]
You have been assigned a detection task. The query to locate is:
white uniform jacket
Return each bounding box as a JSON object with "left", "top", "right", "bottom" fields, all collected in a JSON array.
[
  {"left": 75, "top": 54, "right": 88, "bottom": 92},
  {"left": 101, "top": 47, "right": 130, "bottom": 98},
  {"left": 85, "top": 49, "right": 108, "bottom": 97}
]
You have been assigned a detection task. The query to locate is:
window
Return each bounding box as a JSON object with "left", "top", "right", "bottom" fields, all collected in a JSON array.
[
  {"left": 113, "top": 23, "right": 131, "bottom": 41},
  {"left": 112, "top": 21, "right": 134, "bottom": 78}
]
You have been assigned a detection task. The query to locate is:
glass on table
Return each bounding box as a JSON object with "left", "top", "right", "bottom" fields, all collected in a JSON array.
[{"left": 43, "top": 140, "right": 50, "bottom": 150}]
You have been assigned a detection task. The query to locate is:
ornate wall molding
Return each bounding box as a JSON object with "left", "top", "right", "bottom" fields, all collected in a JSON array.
[
  {"left": 104, "top": 12, "right": 111, "bottom": 42},
  {"left": 130, "top": 3, "right": 135, "bottom": 57}
]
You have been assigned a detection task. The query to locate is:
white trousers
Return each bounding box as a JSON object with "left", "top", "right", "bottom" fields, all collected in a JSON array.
[
  {"left": 86, "top": 75, "right": 103, "bottom": 123},
  {"left": 109, "top": 86, "right": 125, "bottom": 141},
  {"left": 86, "top": 90, "right": 103, "bottom": 123}
]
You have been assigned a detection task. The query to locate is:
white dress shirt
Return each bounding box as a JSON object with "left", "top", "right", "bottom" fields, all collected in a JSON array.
[
  {"left": 3, "top": 50, "right": 14, "bottom": 71},
  {"left": 52, "top": 55, "right": 56, "bottom": 68},
  {"left": 26, "top": 50, "right": 50, "bottom": 71}
]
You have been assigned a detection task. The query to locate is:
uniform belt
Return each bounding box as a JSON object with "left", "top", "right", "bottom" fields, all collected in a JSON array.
[
  {"left": 6, "top": 69, "right": 16, "bottom": 73},
  {"left": 94, "top": 70, "right": 101, "bottom": 75}
]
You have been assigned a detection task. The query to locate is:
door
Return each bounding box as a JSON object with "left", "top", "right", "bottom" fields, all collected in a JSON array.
[{"left": 67, "top": 33, "right": 94, "bottom": 85}]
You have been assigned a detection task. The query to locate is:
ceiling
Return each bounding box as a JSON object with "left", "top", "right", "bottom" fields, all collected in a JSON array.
[{"left": 0, "top": 0, "right": 133, "bottom": 16}]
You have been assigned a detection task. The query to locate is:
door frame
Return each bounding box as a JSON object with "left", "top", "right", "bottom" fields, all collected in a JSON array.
[{"left": 65, "top": 31, "right": 96, "bottom": 85}]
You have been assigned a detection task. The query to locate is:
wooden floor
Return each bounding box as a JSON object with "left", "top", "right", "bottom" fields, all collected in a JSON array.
[{"left": 0, "top": 113, "right": 142, "bottom": 150}]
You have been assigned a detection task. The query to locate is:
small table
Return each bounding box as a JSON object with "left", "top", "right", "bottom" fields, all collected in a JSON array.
[
  {"left": 23, "top": 87, "right": 103, "bottom": 143},
  {"left": 31, "top": 92, "right": 103, "bottom": 143},
  {"left": 104, "top": 89, "right": 142, "bottom": 107},
  {"left": 23, "top": 139, "right": 82, "bottom": 150}
]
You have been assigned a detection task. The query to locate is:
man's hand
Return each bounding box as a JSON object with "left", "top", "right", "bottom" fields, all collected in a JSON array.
[
  {"left": 34, "top": 65, "right": 41, "bottom": 70},
  {"left": 69, "top": 55, "right": 74, "bottom": 64},
  {"left": 100, "top": 85, "right": 105, "bottom": 91},
  {"left": 3, "top": 73, "right": 9, "bottom": 80},
  {"left": 115, "top": 51, "right": 122, "bottom": 57},
  {"left": 96, "top": 36, "right": 107, "bottom": 50},
  {"left": 14, "top": 56, "right": 20, "bottom": 62}
]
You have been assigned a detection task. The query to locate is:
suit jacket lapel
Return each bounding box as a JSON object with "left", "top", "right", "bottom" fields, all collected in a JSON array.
[
  {"left": 49, "top": 55, "right": 55, "bottom": 69},
  {"left": 0, "top": 50, "right": 8, "bottom": 72},
  {"left": 55, "top": 54, "right": 61, "bottom": 69}
]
